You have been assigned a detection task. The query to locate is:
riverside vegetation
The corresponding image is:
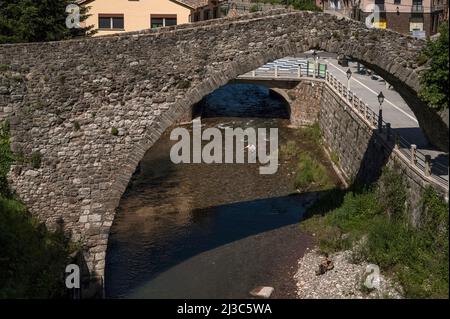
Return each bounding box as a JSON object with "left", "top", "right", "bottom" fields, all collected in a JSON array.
[
  {"left": 0, "top": 120, "right": 72, "bottom": 298},
  {"left": 279, "top": 123, "right": 335, "bottom": 192},
  {"left": 300, "top": 167, "right": 449, "bottom": 298}
]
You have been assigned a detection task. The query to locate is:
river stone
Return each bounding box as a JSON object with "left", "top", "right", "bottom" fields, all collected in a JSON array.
[{"left": 250, "top": 286, "right": 274, "bottom": 299}]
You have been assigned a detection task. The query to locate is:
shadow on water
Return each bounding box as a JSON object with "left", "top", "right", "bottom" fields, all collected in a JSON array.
[
  {"left": 106, "top": 191, "right": 327, "bottom": 298},
  {"left": 192, "top": 83, "right": 290, "bottom": 119}
]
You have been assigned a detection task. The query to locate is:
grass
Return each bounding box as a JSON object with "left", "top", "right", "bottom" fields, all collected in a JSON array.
[
  {"left": 296, "top": 122, "right": 322, "bottom": 146},
  {"left": 300, "top": 168, "right": 449, "bottom": 298},
  {"left": 0, "top": 120, "right": 72, "bottom": 298},
  {"left": 330, "top": 151, "right": 339, "bottom": 165},
  {"left": 294, "top": 152, "right": 332, "bottom": 191},
  {"left": 279, "top": 123, "right": 334, "bottom": 192},
  {"left": 279, "top": 140, "right": 299, "bottom": 160},
  {"left": 0, "top": 120, "right": 14, "bottom": 196}
]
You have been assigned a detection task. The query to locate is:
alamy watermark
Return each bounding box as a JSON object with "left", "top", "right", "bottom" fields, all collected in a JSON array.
[
  {"left": 364, "top": 264, "right": 381, "bottom": 290},
  {"left": 65, "top": 264, "right": 80, "bottom": 289},
  {"left": 365, "top": 4, "right": 381, "bottom": 29},
  {"left": 66, "top": 4, "right": 81, "bottom": 29},
  {"left": 169, "top": 118, "right": 279, "bottom": 175}
]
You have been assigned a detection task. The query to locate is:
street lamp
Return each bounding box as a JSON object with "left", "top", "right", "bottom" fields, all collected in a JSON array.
[
  {"left": 346, "top": 68, "right": 352, "bottom": 91},
  {"left": 312, "top": 50, "right": 318, "bottom": 78},
  {"left": 377, "top": 91, "right": 384, "bottom": 132}
]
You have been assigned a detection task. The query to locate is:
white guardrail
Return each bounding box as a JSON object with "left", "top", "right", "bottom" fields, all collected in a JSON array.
[
  {"left": 238, "top": 64, "right": 449, "bottom": 189},
  {"left": 325, "top": 71, "right": 448, "bottom": 189}
]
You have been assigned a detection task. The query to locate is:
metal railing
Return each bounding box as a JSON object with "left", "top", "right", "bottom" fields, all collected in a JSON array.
[
  {"left": 325, "top": 71, "right": 449, "bottom": 189},
  {"left": 237, "top": 65, "right": 448, "bottom": 189},
  {"left": 238, "top": 61, "right": 327, "bottom": 80},
  {"left": 411, "top": 4, "right": 424, "bottom": 12},
  {"left": 432, "top": 3, "right": 446, "bottom": 11}
]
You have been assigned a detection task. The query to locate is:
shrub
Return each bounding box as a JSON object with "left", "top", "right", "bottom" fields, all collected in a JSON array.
[
  {"left": 375, "top": 167, "right": 407, "bottom": 220},
  {"left": 301, "top": 168, "right": 449, "bottom": 298},
  {"left": 294, "top": 152, "right": 331, "bottom": 190},
  {"left": 111, "top": 127, "right": 119, "bottom": 136},
  {"left": 0, "top": 120, "right": 14, "bottom": 197},
  {"left": 419, "top": 23, "right": 449, "bottom": 111},
  {"left": 0, "top": 196, "right": 71, "bottom": 298}
]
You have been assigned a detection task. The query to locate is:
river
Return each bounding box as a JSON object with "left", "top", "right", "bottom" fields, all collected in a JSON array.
[{"left": 105, "top": 83, "right": 340, "bottom": 298}]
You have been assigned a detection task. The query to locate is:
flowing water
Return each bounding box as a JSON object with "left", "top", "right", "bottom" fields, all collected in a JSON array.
[{"left": 105, "top": 84, "right": 340, "bottom": 298}]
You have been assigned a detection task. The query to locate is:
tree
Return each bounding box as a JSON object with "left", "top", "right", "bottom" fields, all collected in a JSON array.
[
  {"left": 418, "top": 23, "right": 449, "bottom": 111},
  {"left": 281, "top": 0, "right": 322, "bottom": 11},
  {"left": 0, "top": 0, "right": 93, "bottom": 44}
]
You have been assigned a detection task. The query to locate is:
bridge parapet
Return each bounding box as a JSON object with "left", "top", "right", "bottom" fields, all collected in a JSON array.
[{"left": 0, "top": 10, "right": 447, "bottom": 296}]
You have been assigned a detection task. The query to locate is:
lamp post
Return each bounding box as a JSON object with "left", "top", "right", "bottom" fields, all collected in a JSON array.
[
  {"left": 346, "top": 68, "right": 352, "bottom": 91},
  {"left": 312, "top": 50, "right": 318, "bottom": 78},
  {"left": 377, "top": 91, "right": 384, "bottom": 132}
]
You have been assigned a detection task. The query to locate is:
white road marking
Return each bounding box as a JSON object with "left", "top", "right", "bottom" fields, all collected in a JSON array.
[{"left": 325, "top": 60, "right": 418, "bottom": 123}]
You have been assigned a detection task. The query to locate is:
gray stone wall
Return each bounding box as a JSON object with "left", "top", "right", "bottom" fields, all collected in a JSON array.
[
  {"left": 319, "top": 85, "right": 448, "bottom": 225},
  {"left": 286, "top": 80, "right": 324, "bottom": 126},
  {"left": 0, "top": 9, "right": 444, "bottom": 291}
]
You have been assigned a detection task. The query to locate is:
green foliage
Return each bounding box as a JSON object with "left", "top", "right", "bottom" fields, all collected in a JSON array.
[
  {"left": 111, "top": 127, "right": 119, "bottom": 136},
  {"left": 250, "top": 4, "right": 261, "bottom": 13},
  {"left": 294, "top": 122, "right": 322, "bottom": 147},
  {"left": 419, "top": 23, "right": 449, "bottom": 111},
  {"left": 330, "top": 151, "right": 339, "bottom": 165},
  {"left": 0, "top": 196, "right": 71, "bottom": 298},
  {"left": 0, "top": 120, "right": 14, "bottom": 197},
  {"left": 254, "top": 0, "right": 322, "bottom": 11},
  {"left": 375, "top": 167, "right": 407, "bottom": 219},
  {"left": 294, "top": 152, "right": 331, "bottom": 190},
  {"left": 1, "top": 119, "right": 72, "bottom": 298},
  {"left": 279, "top": 140, "right": 299, "bottom": 160},
  {"left": 288, "top": 0, "right": 322, "bottom": 11},
  {"left": 0, "top": 0, "right": 93, "bottom": 44},
  {"left": 301, "top": 168, "right": 449, "bottom": 298},
  {"left": 0, "top": 64, "right": 10, "bottom": 72}
]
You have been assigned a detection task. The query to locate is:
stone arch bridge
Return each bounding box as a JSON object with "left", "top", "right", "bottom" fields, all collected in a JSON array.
[{"left": 0, "top": 9, "right": 447, "bottom": 295}]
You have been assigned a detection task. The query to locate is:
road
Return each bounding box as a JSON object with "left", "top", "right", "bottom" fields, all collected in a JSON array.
[{"left": 241, "top": 54, "right": 449, "bottom": 183}]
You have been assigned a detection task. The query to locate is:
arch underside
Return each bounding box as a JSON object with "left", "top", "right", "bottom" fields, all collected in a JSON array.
[{"left": 1, "top": 11, "right": 447, "bottom": 292}]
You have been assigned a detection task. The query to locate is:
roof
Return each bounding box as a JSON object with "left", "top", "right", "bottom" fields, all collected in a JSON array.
[
  {"left": 175, "top": 0, "right": 209, "bottom": 9},
  {"left": 76, "top": 0, "right": 211, "bottom": 10}
]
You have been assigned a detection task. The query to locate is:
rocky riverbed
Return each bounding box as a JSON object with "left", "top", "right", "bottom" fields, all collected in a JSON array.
[{"left": 294, "top": 248, "right": 403, "bottom": 299}]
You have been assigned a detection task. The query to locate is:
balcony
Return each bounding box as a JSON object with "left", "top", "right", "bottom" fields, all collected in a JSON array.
[
  {"left": 411, "top": 4, "right": 424, "bottom": 12},
  {"left": 432, "top": 3, "right": 446, "bottom": 11}
]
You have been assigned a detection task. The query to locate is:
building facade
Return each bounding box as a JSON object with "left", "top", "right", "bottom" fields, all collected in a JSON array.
[
  {"left": 78, "top": 0, "right": 201, "bottom": 36},
  {"left": 318, "top": 0, "right": 448, "bottom": 37},
  {"left": 78, "top": 0, "right": 286, "bottom": 35},
  {"left": 359, "top": 0, "right": 448, "bottom": 37}
]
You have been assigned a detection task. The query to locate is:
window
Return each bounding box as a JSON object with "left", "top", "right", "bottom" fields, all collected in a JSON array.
[
  {"left": 204, "top": 9, "right": 210, "bottom": 20},
  {"left": 151, "top": 15, "right": 177, "bottom": 28},
  {"left": 394, "top": 0, "right": 400, "bottom": 4},
  {"left": 98, "top": 15, "right": 124, "bottom": 30},
  {"left": 193, "top": 12, "right": 200, "bottom": 22}
]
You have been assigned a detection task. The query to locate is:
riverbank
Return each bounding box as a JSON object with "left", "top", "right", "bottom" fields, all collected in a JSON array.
[
  {"left": 294, "top": 247, "right": 403, "bottom": 299},
  {"left": 295, "top": 168, "right": 449, "bottom": 299}
]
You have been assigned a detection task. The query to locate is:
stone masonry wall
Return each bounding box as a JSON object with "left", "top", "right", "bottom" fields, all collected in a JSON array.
[
  {"left": 286, "top": 80, "right": 324, "bottom": 126},
  {"left": 0, "top": 9, "right": 443, "bottom": 292},
  {"left": 319, "top": 85, "right": 448, "bottom": 225}
]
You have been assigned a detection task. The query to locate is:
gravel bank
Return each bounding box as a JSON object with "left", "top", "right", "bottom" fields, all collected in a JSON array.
[{"left": 294, "top": 248, "right": 403, "bottom": 299}]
